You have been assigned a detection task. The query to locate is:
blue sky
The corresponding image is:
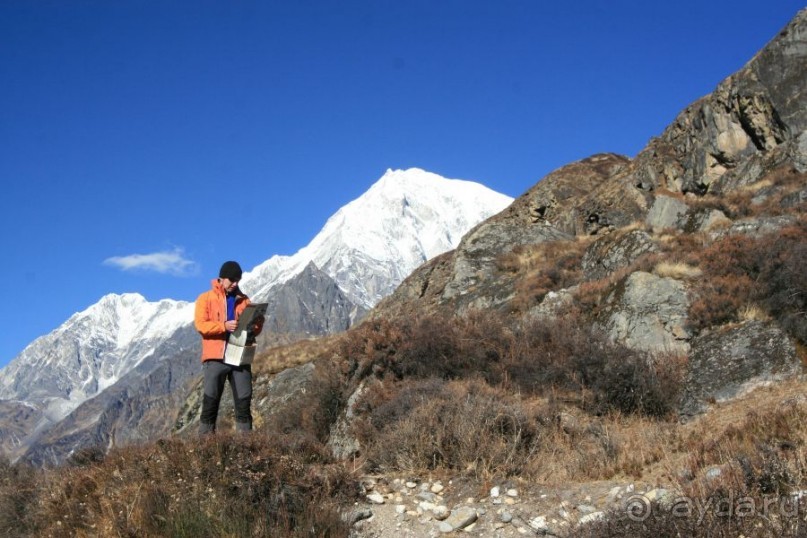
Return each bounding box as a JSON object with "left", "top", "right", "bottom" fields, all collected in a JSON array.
[{"left": 0, "top": 1, "right": 803, "bottom": 367}]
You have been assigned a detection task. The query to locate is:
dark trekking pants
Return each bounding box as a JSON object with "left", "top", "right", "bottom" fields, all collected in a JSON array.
[{"left": 199, "top": 360, "right": 252, "bottom": 435}]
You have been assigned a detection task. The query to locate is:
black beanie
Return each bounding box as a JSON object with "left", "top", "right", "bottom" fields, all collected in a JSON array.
[{"left": 219, "top": 261, "right": 243, "bottom": 281}]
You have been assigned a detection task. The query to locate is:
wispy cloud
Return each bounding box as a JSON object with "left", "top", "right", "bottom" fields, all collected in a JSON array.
[{"left": 103, "top": 248, "right": 199, "bottom": 276}]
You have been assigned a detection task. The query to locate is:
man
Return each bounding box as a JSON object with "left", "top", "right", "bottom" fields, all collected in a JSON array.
[{"left": 194, "top": 260, "right": 263, "bottom": 434}]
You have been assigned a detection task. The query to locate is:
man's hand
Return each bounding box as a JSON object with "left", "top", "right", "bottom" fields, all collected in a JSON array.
[{"left": 224, "top": 320, "right": 238, "bottom": 332}]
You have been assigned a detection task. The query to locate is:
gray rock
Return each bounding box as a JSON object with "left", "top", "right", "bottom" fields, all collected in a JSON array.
[
  {"left": 432, "top": 505, "right": 450, "bottom": 520},
  {"left": 646, "top": 195, "right": 689, "bottom": 231},
  {"left": 256, "top": 261, "right": 365, "bottom": 342},
  {"left": 680, "top": 321, "right": 802, "bottom": 416},
  {"left": 795, "top": 131, "right": 807, "bottom": 173},
  {"left": 342, "top": 508, "right": 373, "bottom": 525},
  {"left": 684, "top": 208, "right": 731, "bottom": 232},
  {"left": 710, "top": 215, "right": 797, "bottom": 239},
  {"left": 438, "top": 506, "right": 478, "bottom": 533},
  {"left": 578, "top": 511, "right": 606, "bottom": 525},
  {"left": 528, "top": 515, "right": 551, "bottom": 532},
  {"left": 581, "top": 230, "right": 658, "bottom": 281},
  {"left": 327, "top": 381, "right": 368, "bottom": 460},
  {"left": 443, "top": 221, "right": 571, "bottom": 309},
  {"left": 602, "top": 271, "right": 690, "bottom": 354},
  {"left": 577, "top": 504, "right": 598, "bottom": 515},
  {"left": 628, "top": 10, "right": 807, "bottom": 196},
  {"left": 644, "top": 488, "right": 675, "bottom": 509},
  {"left": 416, "top": 491, "right": 442, "bottom": 504}
]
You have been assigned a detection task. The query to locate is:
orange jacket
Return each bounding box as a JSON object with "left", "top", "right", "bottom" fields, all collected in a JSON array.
[{"left": 194, "top": 279, "right": 256, "bottom": 361}]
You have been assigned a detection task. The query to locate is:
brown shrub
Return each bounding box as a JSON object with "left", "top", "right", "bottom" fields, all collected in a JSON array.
[
  {"left": 342, "top": 308, "right": 685, "bottom": 420},
  {"left": 0, "top": 458, "right": 37, "bottom": 536},
  {"left": 390, "top": 309, "right": 512, "bottom": 383},
  {"left": 352, "top": 376, "right": 680, "bottom": 483},
  {"left": 339, "top": 318, "right": 404, "bottom": 381},
  {"left": 689, "top": 273, "right": 755, "bottom": 330},
  {"left": 509, "top": 240, "right": 588, "bottom": 311},
  {"left": 356, "top": 379, "right": 542, "bottom": 478},
  {"left": 686, "top": 219, "right": 807, "bottom": 342},
  {"left": 569, "top": 385, "right": 807, "bottom": 538},
  {"left": 502, "top": 315, "right": 686, "bottom": 418},
  {"left": 571, "top": 493, "right": 807, "bottom": 538},
  {"left": 263, "top": 359, "right": 346, "bottom": 444}
]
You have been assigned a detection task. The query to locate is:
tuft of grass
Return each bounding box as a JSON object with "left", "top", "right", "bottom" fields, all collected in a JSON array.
[
  {"left": 653, "top": 261, "right": 703, "bottom": 280},
  {"left": 739, "top": 303, "right": 772, "bottom": 322}
]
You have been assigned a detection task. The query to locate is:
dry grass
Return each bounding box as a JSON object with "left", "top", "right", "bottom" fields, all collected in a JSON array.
[
  {"left": 568, "top": 379, "right": 807, "bottom": 537},
  {"left": 0, "top": 433, "right": 359, "bottom": 538},
  {"left": 337, "top": 309, "right": 689, "bottom": 486},
  {"left": 685, "top": 218, "right": 807, "bottom": 342},
  {"left": 495, "top": 239, "right": 590, "bottom": 312},
  {"left": 350, "top": 377, "right": 682, "bottom": 485},
  {"left": 739, "top": 303, "right": 772, "bottom": 322},
  {"left": 254, "top": 333, "right": 342, "bottom": 375},
  {"left": 653, "top": 261, "right": 703, "bottom": 280}
]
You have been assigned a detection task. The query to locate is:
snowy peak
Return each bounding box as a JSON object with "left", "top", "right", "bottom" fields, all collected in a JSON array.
[
  {"left": 62, "top": 292, "right": 192, "bottom": 351},
  {"left": 336, "top": 168, "right": 511, "bottom": 253},
  {"left": 243, "top": 168, "right": 513, "bottom": 307},
  {"left": 0, "top": 292, "right": 193, "bottom": 411}
]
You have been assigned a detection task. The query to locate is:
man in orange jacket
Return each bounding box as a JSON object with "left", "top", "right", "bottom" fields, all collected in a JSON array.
[{"left": 194, "top": 261, "right": 263, "bottom": 434}]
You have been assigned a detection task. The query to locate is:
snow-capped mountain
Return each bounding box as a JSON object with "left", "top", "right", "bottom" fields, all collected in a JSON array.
[
  {"left": 0, "top": 167, "right": 513, "bottom": 463},
  {"left": 0, "top": 294, "right": 192, "bottom": 424},
  {"left": 244, "top": 168, "right": 514, "bottom": 309}
]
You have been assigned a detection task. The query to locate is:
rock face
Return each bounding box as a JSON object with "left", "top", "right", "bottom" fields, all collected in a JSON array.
[
  {"left": 327, "top": 382, "right": 368, "bottom": 460},
  {"left": 522, "top": 153, "right": 637, "bottom": 235},
  {"left": 600, "top": 271, "right": 691, "bottom": 354},
  {"left": 442, "top": 222, "right": 572, "bottom": 312},
  {"left": 0, "top": 401, "right": 42, "bottom": 458},
  {"left": 0, "top": 294, "right": 194, "bottom": 464},
  {"left": 681, "top": 321, "right": 801, "bottom": 417},
  {"left": 581, "top": 230, "right": 658, "bottom": 281},
  {"left": 259, "top": 262, "right": 364, "bottom": 342},
  {"left": 630, "top": 9, "right": 807, "bottom": 196},
  {"left": 645, "top": 195, "right": 690, "bottom": 231}
]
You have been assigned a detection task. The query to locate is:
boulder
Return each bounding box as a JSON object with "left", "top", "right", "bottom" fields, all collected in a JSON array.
[
  {"left": 327, "top": 381, "right": 367, "bottom": 460},
  {"left": 581, "top": 230, "right": 658, "bottom": 281},
  {"left": 442, "top": 221, "right": 571, "bottom": 307},
  {"left": 602, "top": 271, "right": 691, "bottom": 354},
  {"left": 438, "top": 506, "right": 478, "bottom": 533},
  {"left": 680, "top": 321, "right": 802, "bottom": 417},
  {"left": 646, "top": 195, "right": 689, "bottom": 231}
]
